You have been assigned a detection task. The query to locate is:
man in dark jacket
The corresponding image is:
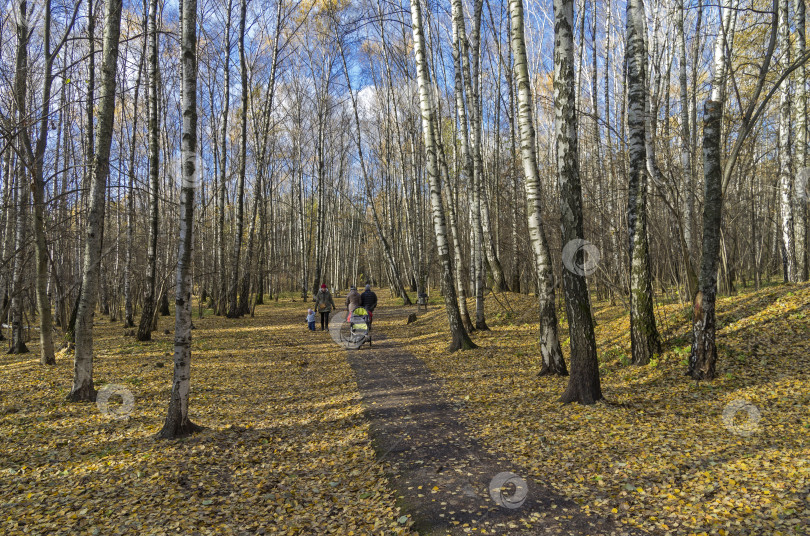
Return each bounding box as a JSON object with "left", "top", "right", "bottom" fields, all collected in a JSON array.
[{"left": 359, "top": 284, "right": 378, "bottom": 328}]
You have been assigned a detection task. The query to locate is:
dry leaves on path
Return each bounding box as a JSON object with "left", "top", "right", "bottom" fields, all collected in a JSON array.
[{"left": 385, "top": 283, "right": 810, "bottom": 536}]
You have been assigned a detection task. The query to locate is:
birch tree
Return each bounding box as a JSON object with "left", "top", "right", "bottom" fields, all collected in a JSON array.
[
  {"left": 8, "top": 0, "right": 31, "bottom": 356},
  {"left": 159, "top": 0, "right": 202, "bottom": 439},
  {"left": 794, "top": 0, "right": 808, "bottom": 281},
  {"left": 626, "top": 0, "right": 661, "bottom": 365},
  {"left": 507, "top": 0, "right": 567, "bottom": 376},
  {"left": 555, "top": 0, "right": 601, "bottom": 403},
  {"left": 777, "top": 0, "right": 796, "bottom": 283},
  {"left": 68, "top": 0, "right": 123, "bottom": 401},
  {"left": 137, "top": 0, "right": 161, "bottom": 341},
  {"left": 409, "top": 0, "right": 475, "bottom": 352},
  {"left": 227, "top": 0, "right": 248, "bottom": 318}
]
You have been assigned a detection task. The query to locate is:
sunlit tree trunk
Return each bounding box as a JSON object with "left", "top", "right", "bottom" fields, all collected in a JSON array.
[
  {"left": 69, "top": 0, "right": 123, "bottom": 401},
  {"left": 507, "top": 0, "right": 566, "bottom": 376},
  {"left": 159, "top": 0, "right": 202, "bottom": 439},
  {"left": 778, "top": 0, "right": 796, "bottom": 282},
  {"left": 410, "top": 0, "right": 475, "bottom": 352},
  {"left": 449, "top": 0, "right": 476, "bottom": 330},
  {"left": 554, "top": 0, "right": 600, "bottom": 403},
  {"left": 690, "top": 101, "right": 722, "bottom": 380},
  {"left": 626, "top": 0, "right": 661, "bottom": 366}
]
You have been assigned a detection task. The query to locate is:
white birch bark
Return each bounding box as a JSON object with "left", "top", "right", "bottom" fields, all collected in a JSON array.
[
  {"left": 626, "top": 0, "right": 661, "bottom": 366},
  {"left": 409, "top": 0, "right": 475, "bottom": 352},
  {"left": 778, "top": 0, "right": 796, "bottom": 282},
  {"left": 137, "top": 0, "right": 160, "bottom": 340},
  {"left": 554, "top": 0, "right": 601, "bottom": 401},
  {"left": 69, "top": 0, "right": 123, "bottom": 401},
  {"left": 159, "top": 0, "right": 201, "bottom": 438},
  {"left": 507, "top": 0, "right": 567, "bottom": 375},
  {"left": 793, "top": 0, "right": 808, "bottom": 280}
]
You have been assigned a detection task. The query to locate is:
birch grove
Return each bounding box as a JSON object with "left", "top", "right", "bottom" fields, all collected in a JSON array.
[{"left": 1, "top": 0, "right": 809, "bottom": 411}]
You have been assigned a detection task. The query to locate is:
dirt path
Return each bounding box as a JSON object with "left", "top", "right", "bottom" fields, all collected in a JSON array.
[{"left": 341, "top": 307, "right": 649, "bottom": 535}]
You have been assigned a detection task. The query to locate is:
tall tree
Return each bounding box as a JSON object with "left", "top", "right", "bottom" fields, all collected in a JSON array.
[
  {"left": 24, "top": 0, "right": 80, "bottom": 363},
  {"left": 556, "top": 0, "right": 601, "bottom": 403},
  {"left": 227, "top": 0, "right": 248, "bottom": 318},
  {"left": 8, "top": 0, "right": 31, "bottom": 356},
  {"left": 216, "top": 0, "right": 233, "bottom": 315},
  {"left": 159, "top": 0, "right": 202, "bottom": 439},
  {"left": 409, "top": 0, "right": 475, "bottom": 352},
  {"left": 626, "top": 0, "right": 661, "bottom": 365},
  {"left": 124, "top": 14, "right": 148, "bottom": 329},
  {"left": 794, "top": 0, "right": 808, "bottom": 281},
  {"left": 507, "top": 0, "right": 567, "bottom": 375},
  {"left": 137, "top": 0, "right": 161, "bottom": 341},
  {"left": 778, "top": 0, "right": 796, "bottom": 282},
  {"left": 68, "top": 0, "right": 123, "bottom": 401}
]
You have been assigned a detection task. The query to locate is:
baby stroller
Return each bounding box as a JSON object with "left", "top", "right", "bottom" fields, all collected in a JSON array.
[{"left": 346, "top": 307, "right": 372, "bottom": 349}]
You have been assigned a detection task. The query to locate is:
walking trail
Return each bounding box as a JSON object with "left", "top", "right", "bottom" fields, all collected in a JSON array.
[{"left": 333, "top": 307, "right": 648, "bottom": 535}]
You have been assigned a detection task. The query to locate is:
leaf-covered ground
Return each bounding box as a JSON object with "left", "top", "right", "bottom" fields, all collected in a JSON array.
[
  {"left": 1, "top": 282, "right": 807, "bottom": 535},
  {"left": 386, "top": 282, "right": 810, "bottom": 536},
  {"left": 0, "top": 302, "right": 417, "bottom": 535}
]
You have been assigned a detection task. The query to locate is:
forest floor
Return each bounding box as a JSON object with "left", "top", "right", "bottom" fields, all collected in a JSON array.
[{"left": 0, "top": 281, "right": 808, "bottom": 535}]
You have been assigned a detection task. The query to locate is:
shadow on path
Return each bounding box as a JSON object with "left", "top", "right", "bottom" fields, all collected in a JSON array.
[{"left": 343, "top": 308, "right": 649, "bottom": 535}]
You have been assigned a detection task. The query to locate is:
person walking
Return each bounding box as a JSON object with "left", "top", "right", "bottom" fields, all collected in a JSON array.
[
  {"left": 313, "top": 284, "right": 336, "bottom": 331},
  {"left": 359, "top": 284, "right": 378, "bottom": 329},
  {"left": 345, "top": 285, "right": 361, "bottom": 319}
]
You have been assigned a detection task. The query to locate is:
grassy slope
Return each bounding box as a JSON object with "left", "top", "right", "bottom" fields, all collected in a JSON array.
[{"left": 385, "top": 282, "right": 810, "bottom": 536}]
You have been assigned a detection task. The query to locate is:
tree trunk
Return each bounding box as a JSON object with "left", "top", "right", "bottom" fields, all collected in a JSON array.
[
  {"left": 137, "top": 0, "right": 160, "bottom": 341},
  {"left": 216, "top": 0, "right": 233, "bottom": 316},
  {"left": 409, "top": 0, "right": 476, "bottom": 352},
  {"left": 555, "top": 0, "right": 601, "bottom": 403},
  {"left": 677, "top": 0, "right": 698, "bottom": 297},
  {"left": 68, "top": 0, "right": 123, "bottom": 401},
  {"left": 159, "top": 0, "right": 202, "bottom": 439},
  {"left": 690, "top": 100, "right": 723, "bottom": 380},
  {"left": 778, "top": 0, "right": 796, "bottom": 282},
  {"left": 626, "top": 0, "right": 661, "bottom": 366},
  {"left": 507, "top": 0, "right": 567, "bottom": 375},
  {"left": 8, "top": 0, "right": 31, "bottom": 356},
  {"left": 794, "top": 0, "right": 808, "bottom": 281},
  {"left": 125, "top": 28, "right": 146, "bottom": 328},
  {"left": 227, "top": 0, "right": 248, "bottom": 318}
]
